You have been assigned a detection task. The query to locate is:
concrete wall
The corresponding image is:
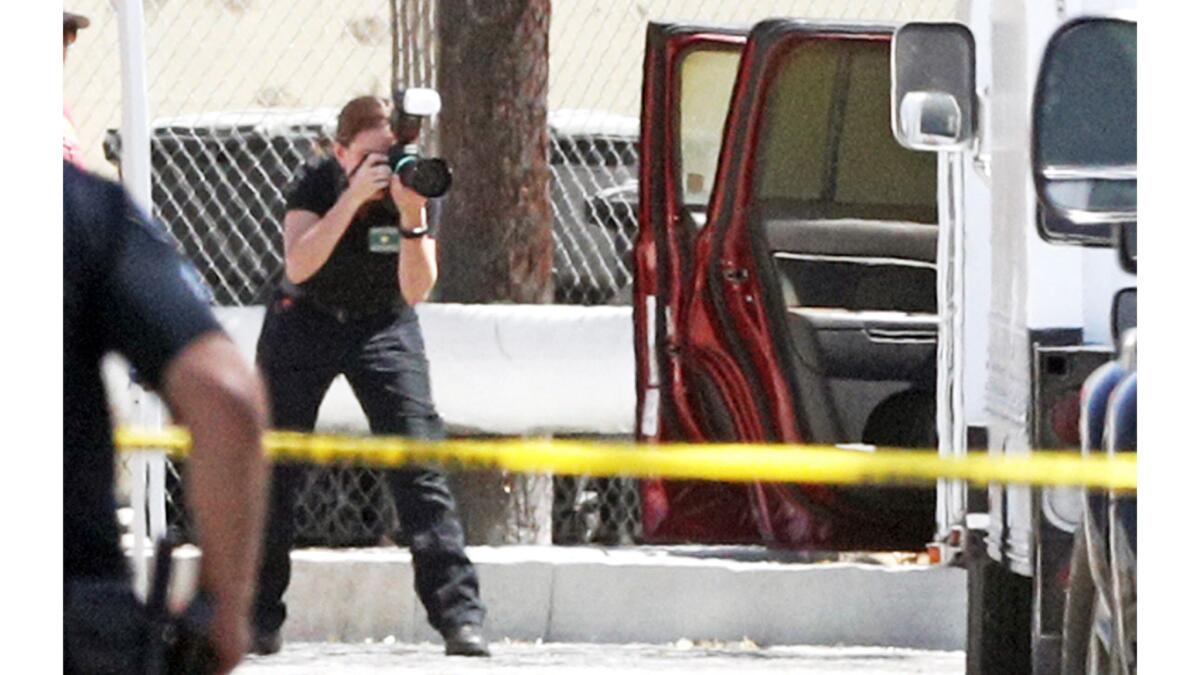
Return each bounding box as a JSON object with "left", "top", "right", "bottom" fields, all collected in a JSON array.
[
  {"left": 107, "top": 303, "right": 637, "bottom": 436},
  {"left": 160, "top": 546, "right": 966, "bottom": 650}
]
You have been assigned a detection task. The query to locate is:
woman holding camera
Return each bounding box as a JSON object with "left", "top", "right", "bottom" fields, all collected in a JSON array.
[{"left": 251, "top": 95, "right": 488, "bottom": 657}]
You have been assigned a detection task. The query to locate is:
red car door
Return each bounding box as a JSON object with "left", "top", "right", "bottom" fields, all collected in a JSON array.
[
  {"left": 637, "top": 20, "right": 940, "bottom": 549},
  {"left": 635, "top": 23, "right": 747, "bottom": 443},
  {"left": 633, "top": 23, "right": 751, "bottom": 537}
]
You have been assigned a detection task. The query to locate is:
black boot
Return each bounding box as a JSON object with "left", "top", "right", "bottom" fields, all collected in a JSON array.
[
  {"left": 250, "top": 628, "right": 283, "bottom": 656},
  {"left": 442, "top": 623, "right": 490, "bottom": 657}
]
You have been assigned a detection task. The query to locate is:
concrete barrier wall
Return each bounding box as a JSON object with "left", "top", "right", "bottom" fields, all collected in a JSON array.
[
  {"left": 161, "top": 547, "right": 966, "bottom": 650},
  {"left": 108, "top": 303, "right": 636, "bottom": 437}
]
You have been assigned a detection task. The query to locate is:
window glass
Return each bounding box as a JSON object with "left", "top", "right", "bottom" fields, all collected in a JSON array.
[
  {"left": 755, "top": 39, "right": 937, "bottom": 223},
  {"left": 1037, "top": 21, "right": 1136, "bottom": 171},
  {"left": 678, "top": 49, "right": 742, "bottom": 208},
  {"left": 755, "top": 41, "right": 838, "bottom": 202},
  {"left": 1035, "top": 19, "right": 1136, "bottom": 229},
  {"left": 837, "top": 46, "right": 937, "bottom": 209}
]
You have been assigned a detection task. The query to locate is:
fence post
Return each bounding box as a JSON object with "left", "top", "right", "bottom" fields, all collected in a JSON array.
[
  {"left": 117, "top": 0, "right": 162, "bottom": 595},
  {"left": 129, "top": 452, "right": 149, "bottom": 598},
  {"left": 144, "top": 398, "right": 168, "bottom": 542},
  {"left": 117, "top": 0, "right": 151, "bottom": 209}
]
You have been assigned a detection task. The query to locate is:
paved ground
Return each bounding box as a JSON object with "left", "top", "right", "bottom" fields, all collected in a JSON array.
[{"left": 236, "top": 641, "right": 965, "bottom": 673}]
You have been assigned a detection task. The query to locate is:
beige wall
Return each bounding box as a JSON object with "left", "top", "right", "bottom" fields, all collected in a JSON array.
[
  {"left": 547, "top": 0, "right": 957, "bottom": 117},
  {"left": 65, "top": 0, "right": 955, "bottom": 178}
]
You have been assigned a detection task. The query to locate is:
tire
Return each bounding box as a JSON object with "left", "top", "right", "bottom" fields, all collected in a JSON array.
[
  {"left": 966, "top": 532, "right": 1033, "bottom": 674},
  {"left": 1110, "top": 502, "right": 1137, "bottom": 675},
  {"left": 1061, "top": 528, "right": 1096, "bottom": 673}
]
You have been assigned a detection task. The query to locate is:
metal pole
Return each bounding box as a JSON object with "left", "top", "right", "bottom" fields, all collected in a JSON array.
[
  {"left": 117, "top": 0, "right": 151, "bottom": 210},
  {"left": 934, "top": 151, "right": 970, "bottom": 548},
  {"left": 130, "top": 449, "right": 148, "bottom": 599},
  {"left": 934, "top": 153, "right": 953, "bottom": 546},
  {"left": 949, "top": 151, "right": 969, "bottom": 514},
  {"left": 145, "top": 405, "right": 168, "bottom": 542},
  {"left": 117, "top": 0, "right": 156, "bottom": 598}
]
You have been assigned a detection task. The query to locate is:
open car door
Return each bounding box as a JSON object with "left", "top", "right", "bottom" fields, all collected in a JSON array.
[
  {"left": 635, "top": 22, "right": 747, "bottom": 443},
  {"left": 638, "top": 20, "right": 940, "bottom": 549},
  {"left": 633, "top": 23, "right": 750, "bottom": 536}
]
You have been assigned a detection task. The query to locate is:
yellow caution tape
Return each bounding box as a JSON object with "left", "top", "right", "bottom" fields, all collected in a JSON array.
[{"left": 113, "top": 426, "right": 1137, "bottom": 491}]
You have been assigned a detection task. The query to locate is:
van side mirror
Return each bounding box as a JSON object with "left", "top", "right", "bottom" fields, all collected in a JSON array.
[
  {"left": 1111, "top": 288, "right": 1136, "bottom": 345},
  {"left": 891, "top": 22, "right": 976, "bottom": 151},
  {"left": 898, "top": 92, "right": 962, "bottom": 148},
  {"left": 1032, "top": 19, "right": 1136, "bottom": 229}
]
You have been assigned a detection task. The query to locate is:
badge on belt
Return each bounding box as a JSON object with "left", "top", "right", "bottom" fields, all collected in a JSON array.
[{"left": 368, "top": 226, "right": 401, "bottom": 253}]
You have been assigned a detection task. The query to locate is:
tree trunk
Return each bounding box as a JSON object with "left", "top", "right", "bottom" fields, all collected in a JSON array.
[
  {"left": 436, "top": 0, "right": 553, "bottom": 303},
  {"left": 435, "top": 0, "right": 553, "bottom": 545}
]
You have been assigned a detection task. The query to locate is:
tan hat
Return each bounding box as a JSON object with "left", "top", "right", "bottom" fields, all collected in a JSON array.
[{"left": 64, "top": 12, "right": 91, "bottom": 30}]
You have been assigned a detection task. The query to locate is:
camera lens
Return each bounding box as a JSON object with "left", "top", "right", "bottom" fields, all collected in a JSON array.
[
  {"left": 387, "top": 147, "right": 453, "bottom": 198},
  {"left": 404, "top": 158, "right": 452, "bottom": 198}
]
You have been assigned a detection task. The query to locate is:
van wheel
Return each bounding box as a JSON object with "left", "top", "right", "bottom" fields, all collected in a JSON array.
[
  {"left": 966, "top": 532, "right": 1033, "bottom": 674},
  {"left": 1061, "top": 527, "right": 1096, "bottom": 673}
]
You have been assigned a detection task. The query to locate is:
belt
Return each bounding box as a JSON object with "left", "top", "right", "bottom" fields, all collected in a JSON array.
[{"left": 278, "top": 282, "right": 402, "bottom": 324}]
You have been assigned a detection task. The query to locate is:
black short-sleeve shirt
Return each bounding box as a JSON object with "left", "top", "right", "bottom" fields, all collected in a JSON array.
[
  {"left": 285, "top": 157, "right": 438, "bottom": 314},
  {"left": 64, "top": 162, "right": 222, "bottom": 580}
]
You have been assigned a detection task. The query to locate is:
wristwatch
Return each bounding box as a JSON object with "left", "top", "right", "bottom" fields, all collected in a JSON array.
[{"left": 399, "top": 225, "right": 430, "bottom": 239}]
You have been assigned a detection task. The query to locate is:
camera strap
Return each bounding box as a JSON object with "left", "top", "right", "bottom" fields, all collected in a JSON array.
[{"left": 346, "top": 154, "right": 371, "bottom": 181}]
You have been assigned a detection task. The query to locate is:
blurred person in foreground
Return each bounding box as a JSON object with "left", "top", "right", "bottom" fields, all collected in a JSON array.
[
  {"left": 63, "top": 11, "right": 89, "bottom": 166},
  {"left": 63, "top": 161, "right": 269, "bottom": 674},
  {"left": 249, "top": 94, "right": 489, "bottom": 657}
]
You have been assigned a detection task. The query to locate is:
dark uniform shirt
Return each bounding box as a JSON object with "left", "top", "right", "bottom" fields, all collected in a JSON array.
[
  {"left": 286, "top": 157, "right": 440, "bottom": 315},
  {"left": 63, "top": 162, "right": 222, "bottom": 580}
]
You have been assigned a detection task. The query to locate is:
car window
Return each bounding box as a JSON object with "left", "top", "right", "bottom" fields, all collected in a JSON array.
[
  {"left": 678, "top": 48, "right": 742, "bottom": 209},
  {"left": 754, "top": 39, "right": 937, "bottom": 223},
  {"left": 756, "top": 41, "right": 838, "bottom": 202},
  {"left": 837, "top": 46, "right": 936, "bottom": 209}
]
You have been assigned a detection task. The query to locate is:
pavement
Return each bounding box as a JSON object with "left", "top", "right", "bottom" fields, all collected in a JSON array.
[{"left": 235, "top": 641, "right": 965, "bottom": 674}]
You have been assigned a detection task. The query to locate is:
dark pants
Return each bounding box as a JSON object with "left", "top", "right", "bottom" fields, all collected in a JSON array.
[{"left": 253, "top": 296, "right": 485, "bottom": 634}]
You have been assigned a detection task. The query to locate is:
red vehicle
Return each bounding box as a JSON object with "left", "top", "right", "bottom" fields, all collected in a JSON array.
[{"left": 633, "top": 20, "right": 940, "bottom": 550}]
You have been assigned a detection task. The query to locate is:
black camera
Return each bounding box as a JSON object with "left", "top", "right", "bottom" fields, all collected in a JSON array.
[
  {"left": 387, "top": 146, "right": 453, "bottom": 199},
  {"left": 388, "top": 88, "right": 453, "bottom": 198}
]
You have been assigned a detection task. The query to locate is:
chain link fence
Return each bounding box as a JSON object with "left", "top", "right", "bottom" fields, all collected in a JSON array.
[
  {"left": 71, "top": 0, "right": 956, "bottom": 546},
  {"left": 165, "top": 461, "right": 406, "bottom": 546}
]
